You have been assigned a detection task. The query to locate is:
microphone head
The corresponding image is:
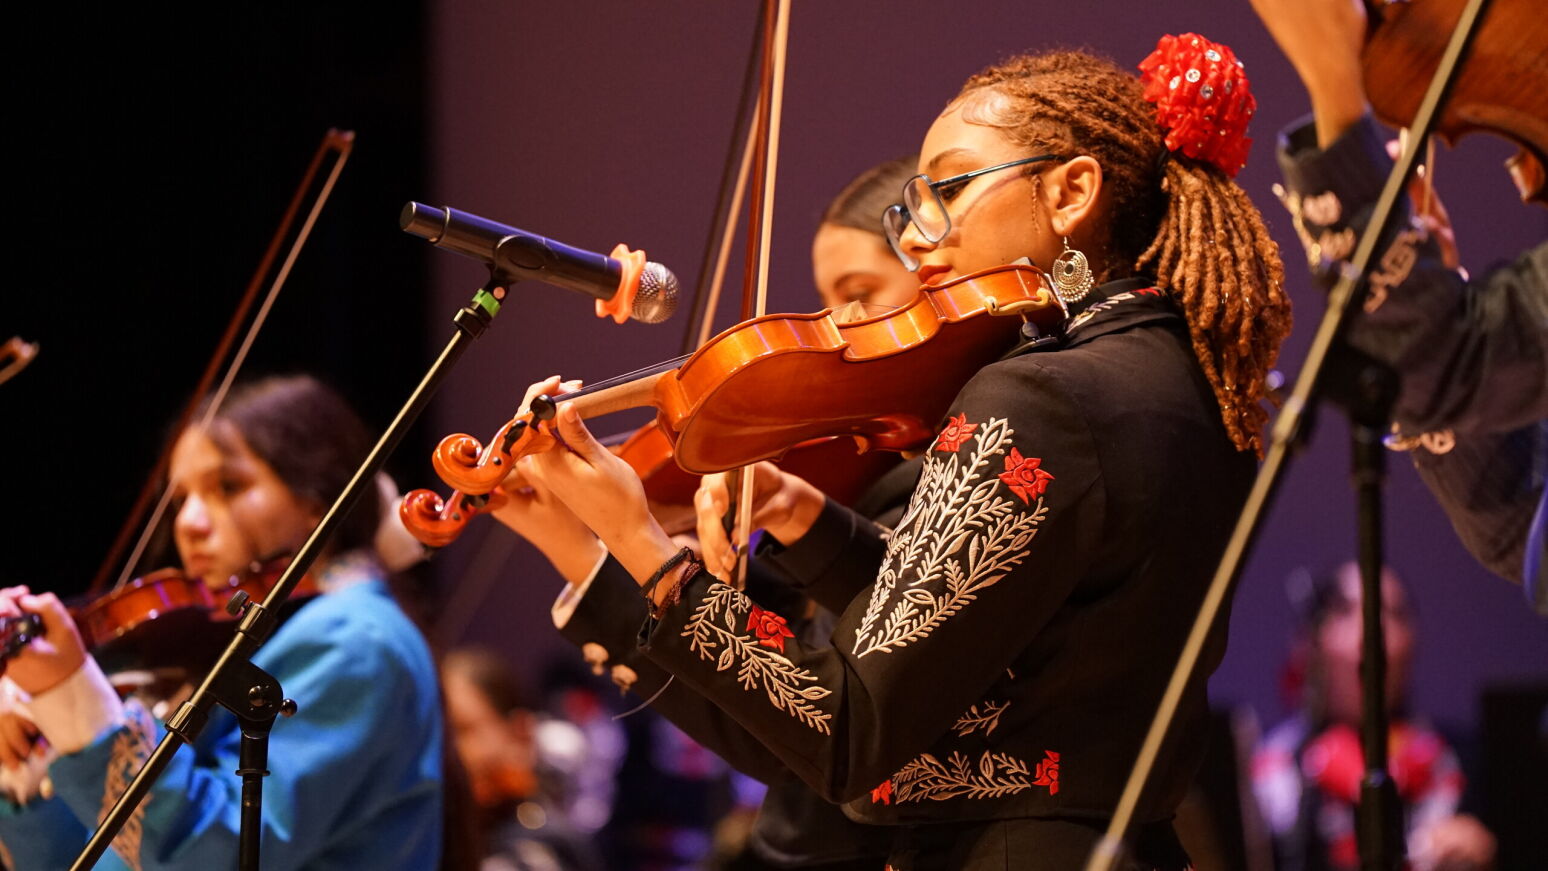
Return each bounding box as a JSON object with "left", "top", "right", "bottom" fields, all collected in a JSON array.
[{"left": 632, "top": 261, "right": 680, "bottom": 324}]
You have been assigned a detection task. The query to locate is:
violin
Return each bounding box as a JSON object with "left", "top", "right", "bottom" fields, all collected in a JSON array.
[
  {"left": 1, "top": 559, "right": 320, "bottom": 676},
  {"left": 1362, "top": 0, "right": 1547, "bottom": 204},
  {"left": 401, "top": 263, "right": 1065, "bottom": 548}
]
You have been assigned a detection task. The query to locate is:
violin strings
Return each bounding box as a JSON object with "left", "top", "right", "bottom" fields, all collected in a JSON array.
[{"left": 550, "top": 353, "right": 692, "bottom": 404}]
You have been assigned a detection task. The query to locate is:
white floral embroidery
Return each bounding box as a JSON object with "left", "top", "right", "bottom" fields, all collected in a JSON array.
[
  {"left": 853, "top": 416, "right": 1046, "bottom": 658},
  {"left": 681, "top": 584, "right": 834, "bottom": 734},
  {"left": 952, "top": 700, "right": 1011, "bottom": 737},
  {"left": 892, "top": 750, "right": 1033, "bottom": 802}
]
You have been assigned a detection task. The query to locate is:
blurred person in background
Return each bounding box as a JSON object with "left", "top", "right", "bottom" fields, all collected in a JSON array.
[
  {"left": 444, "top": 648, "right": 603, "bottom": 871},
  {"left": 1252, "top": 563, "right": 1496, "bottom": 871}
]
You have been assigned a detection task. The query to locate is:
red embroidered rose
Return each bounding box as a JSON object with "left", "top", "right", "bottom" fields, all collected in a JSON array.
[
  {"left": 934, "top": 413, "right": 978, "bottom": 453},
  {"left": 998, "top": 448, "right": 1054, "bottom": 504},
  {"left": 870, "top": 778, "right": 894, "bottom": 805},
  {"left": 1032, "top": 750, "right": 1060, "bottom": 796},
  {"left": 1137, "top": 33, "right": 1256, "bottom": 178},
  {"left": 746, "top": 605, "right": 796, "bottom": 653}
]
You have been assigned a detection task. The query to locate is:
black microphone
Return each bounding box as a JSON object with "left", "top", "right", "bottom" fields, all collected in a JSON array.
[{"left": 399, "top": 202, "right": 679, "bottom": 324}]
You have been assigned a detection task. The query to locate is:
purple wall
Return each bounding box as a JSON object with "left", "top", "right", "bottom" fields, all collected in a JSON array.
[{"left": 422, "top": 0, "right": 1547, "bottom": 733}]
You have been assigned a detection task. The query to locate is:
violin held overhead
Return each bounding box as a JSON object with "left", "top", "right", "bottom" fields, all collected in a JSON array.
[
  {"left": 1362, "top": 0, "right": 1547, "bottom": 204},
  {"left": 400, "top": 263, "right": 1066, "bottom": 548}
]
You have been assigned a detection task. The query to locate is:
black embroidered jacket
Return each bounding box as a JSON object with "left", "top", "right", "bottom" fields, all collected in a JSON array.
[
  {"left": 622, "top": 280, "right": 1255, "bottom": 827},
  {"left": 556, "top": 466, "right": 922, "bottom": 866}
]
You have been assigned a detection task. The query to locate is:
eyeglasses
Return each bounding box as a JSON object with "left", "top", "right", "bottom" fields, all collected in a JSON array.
[{"left": 882, "top": 153, "right": 1064, "bottom": 271}]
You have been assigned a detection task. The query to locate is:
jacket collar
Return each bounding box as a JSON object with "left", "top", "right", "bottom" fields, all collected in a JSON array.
[{"left": 1004, "top": 276, "right": 1178, "bottom": 357}]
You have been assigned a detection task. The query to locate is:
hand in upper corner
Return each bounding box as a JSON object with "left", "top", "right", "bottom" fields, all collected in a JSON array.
[{"left": 1249, "top": 0, "right": 1370, "bottom": 145}]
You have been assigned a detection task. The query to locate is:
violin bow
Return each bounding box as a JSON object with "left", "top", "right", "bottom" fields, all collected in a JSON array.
[
  {"left": 726, "top": 0, "right": 793, "bottom": 589},
  {"left": 89, "top": 129, "right": 356, "bottom": 594}
]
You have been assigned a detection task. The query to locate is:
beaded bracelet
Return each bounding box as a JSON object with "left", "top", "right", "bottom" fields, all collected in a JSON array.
[
  {"left": 651, "top": 560, "right": 702, "bottom": 619},
  {"left": 641, "top": 546, "right": 695, "bottom": 604}
]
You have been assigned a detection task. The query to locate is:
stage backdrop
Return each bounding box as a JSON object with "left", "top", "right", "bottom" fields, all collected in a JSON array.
[{"left": 422, "top": 1, "right": 1546, "bottom": 741}]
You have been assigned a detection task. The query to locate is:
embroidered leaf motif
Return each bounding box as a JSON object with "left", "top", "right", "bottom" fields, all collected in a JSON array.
[
  {"left": 890, "top": 750, "right": 1034, "bottom": 803},
  {"left": 952, "top": 700, "right": 1010, "bottom": 737},
  {"left": 853, "top": 417, "right": 1049, "bottom": 658},
  {"left": 682, "top": 584, "right": 834, "bottom": 734}
]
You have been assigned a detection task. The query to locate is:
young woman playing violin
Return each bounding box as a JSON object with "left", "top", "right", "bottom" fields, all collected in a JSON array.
[
  {"left": 495, "top": 157, "right": 919, "bottom": 871},
  {"left": 0, "top": 376, "right": 446, "bottom": 870},
  {"left": 504, "top": 39, "right": 1290, "bottom": 870}
]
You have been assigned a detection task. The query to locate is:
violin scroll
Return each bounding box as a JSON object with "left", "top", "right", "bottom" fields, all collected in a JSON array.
[
  {"left": 431, "top": 419, "right": 558, "bottom": 496},
  {"left": 400, "top": 487, "right": 509, "bottom": 548}
]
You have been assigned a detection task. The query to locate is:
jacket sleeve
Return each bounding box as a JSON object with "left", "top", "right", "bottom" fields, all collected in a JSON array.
[
  {"left": 555, "top": 557, "right": 797, "bottom": 784},
  {"left": 0, "top": 792, "right": 94, "bottom": 870},
  {"left": 1277, "top": 114, "right": 1548, "bottom": 434},
  {"left": 755, "top": 498, "right": 890, "bottom": 616},
  {"left": 637, "top": 361, "right": 1106, "bottom": 802},
  {"left": 1408, "top": 422, "right": 1547, "bottom": 590},
  {"left": 25, "top": 605, "right": 439, "bottom": 871}
]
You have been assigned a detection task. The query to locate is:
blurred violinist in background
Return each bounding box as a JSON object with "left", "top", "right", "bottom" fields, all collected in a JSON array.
[
  {"left": 1252, "top": 563, "right": 1496, "bottom": 871},
  {"left": 811, "top": 156, "right": 927, "bottom": 316},
  {"left": 0, "top": 375, "right": 449, "bottom": 870}
]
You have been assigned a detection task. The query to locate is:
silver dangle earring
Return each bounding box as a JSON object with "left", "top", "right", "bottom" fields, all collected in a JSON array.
[{"left": 1051, "top": 236, "right": 1094, "bottom": 305}]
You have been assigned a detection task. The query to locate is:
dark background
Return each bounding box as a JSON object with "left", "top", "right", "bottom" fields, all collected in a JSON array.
[{"left": 4, "top": 0, "right": 1544, "bottom": 862}]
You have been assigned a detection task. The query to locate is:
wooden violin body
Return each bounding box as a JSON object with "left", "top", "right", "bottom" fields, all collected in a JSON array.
[
  {"left": 656, "top": 264, "right": 1062, "bottom": 472},
  {"left": 4, "top": 560, "right": 321, "bottom": 674},
  {"left": 402, "top": 264, "right": 1065, "bottom": 547},
  {"left": 617, "top": 423, "right": 903, "bottom": 535},
  {"left": 1364, "top": 0, "right": 1548, "bottom": 204}
]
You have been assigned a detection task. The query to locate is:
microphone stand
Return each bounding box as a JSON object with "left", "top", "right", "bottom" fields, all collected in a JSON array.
[
  {"left": 1083, "top": 1, "right": 1494, "bottom": 869},
  {"left": 72, "top": 274, "right": 513, "bottom": 870}
]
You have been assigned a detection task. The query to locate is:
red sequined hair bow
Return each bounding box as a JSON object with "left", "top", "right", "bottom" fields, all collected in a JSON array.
[{"left": 1138, "top": 33, "right": 1257, "bottom": 178}]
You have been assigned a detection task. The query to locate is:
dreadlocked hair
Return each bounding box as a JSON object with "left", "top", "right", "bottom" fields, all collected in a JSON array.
[{"left": 959, "top": 49, "right": 1290, "bottom": 455}]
